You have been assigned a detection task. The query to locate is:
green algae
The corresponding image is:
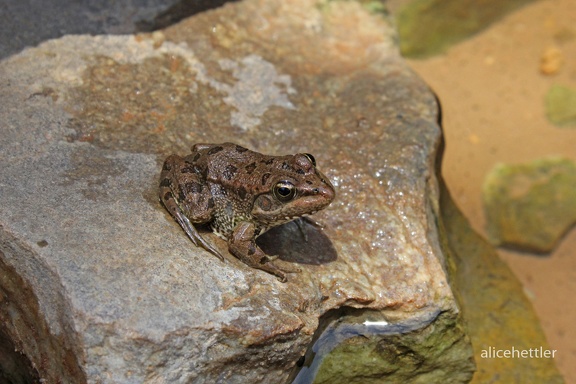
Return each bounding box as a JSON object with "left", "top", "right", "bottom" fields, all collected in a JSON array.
[
  {"left": 545, "top": 85, "right": 576, "bottom": 127},
  {"left": 396, "top": 0, "right": 539, "bottom": 58},
  {"left": 313, "top": 311, "right": 474, "bottom": 384},
  {"left": 439, "top": 181, "right": 565, "bottom": 383},
  {"left": 483, "top": 157, "right": 576, "bottom": 253}
]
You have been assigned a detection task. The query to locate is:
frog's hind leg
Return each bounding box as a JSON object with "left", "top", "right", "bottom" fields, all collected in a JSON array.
[
  {"left": 171, "top": 205, "right": 224, "bottom": 261},
  {"left": 159, "top": 156, "right": 224, "bottom": 261}
]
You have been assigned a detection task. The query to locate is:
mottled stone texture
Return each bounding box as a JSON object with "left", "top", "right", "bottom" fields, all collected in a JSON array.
[{"left": 0, "top": 0, "right": 473, "bottom": 382}]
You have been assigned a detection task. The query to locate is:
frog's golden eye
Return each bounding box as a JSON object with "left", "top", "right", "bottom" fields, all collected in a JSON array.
[
  {"left": 304, "top": 153, "right": 316, "bottom": 167},
  {"left": 274, "top": 181, "right": 296, "bottom": 202}
]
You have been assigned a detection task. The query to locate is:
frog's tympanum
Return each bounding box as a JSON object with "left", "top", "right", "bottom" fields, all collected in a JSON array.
[{"left": 159, "top": 142, "right": 335, "bottom": 282}]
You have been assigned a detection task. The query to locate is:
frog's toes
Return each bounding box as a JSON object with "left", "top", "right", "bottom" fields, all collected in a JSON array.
[{"left": 271, "top": 259, "right": 301, "bottom": 274}]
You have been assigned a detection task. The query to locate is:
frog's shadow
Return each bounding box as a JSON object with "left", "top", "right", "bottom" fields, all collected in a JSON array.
[{"left": 257, "top": 219, "right": 337, "bottom": 265}]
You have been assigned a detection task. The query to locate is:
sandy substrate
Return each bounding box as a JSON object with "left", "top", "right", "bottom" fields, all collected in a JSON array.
[{"left": 405, "top": 0, "right": 576, "bottom": 381}]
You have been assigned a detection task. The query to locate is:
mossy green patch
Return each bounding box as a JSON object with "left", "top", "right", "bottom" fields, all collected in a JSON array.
[
  {"left": 439, "top": 182, "right": 564, "bottom": 383},
  {"left": 545, "top": 85, "right": 576, "bottom": 127},
  {"left": 358, "top": 0, "right": 389, "bottom": 16},
  {"left": 482, "top": 157, "right": 576, "bottom": 253},
  {"left": 396, "top": 0, "right": 539, "bottom": 58}
]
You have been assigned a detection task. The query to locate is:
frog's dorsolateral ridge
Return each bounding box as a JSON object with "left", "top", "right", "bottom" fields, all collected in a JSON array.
[{"left": 159, "top": 142, "right": 335, "bottom": 282}]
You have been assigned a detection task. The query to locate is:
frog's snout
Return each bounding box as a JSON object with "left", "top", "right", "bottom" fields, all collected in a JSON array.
[{"left": 316, "top": 182, "right": 335, "bottom": 203}]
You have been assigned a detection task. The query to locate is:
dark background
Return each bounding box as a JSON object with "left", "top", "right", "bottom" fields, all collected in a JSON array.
[{"left": 0, "top": 0, "right": 237, "bottom": 60}]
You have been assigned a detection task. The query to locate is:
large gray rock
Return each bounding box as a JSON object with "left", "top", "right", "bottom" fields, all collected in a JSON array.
[{"left": 0, "top": 0, "right": 474, "bottom": 382}]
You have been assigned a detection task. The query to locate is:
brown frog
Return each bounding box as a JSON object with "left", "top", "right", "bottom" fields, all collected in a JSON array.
[{"left": 159, "top": 142, "right": 335, "bottom": 282}]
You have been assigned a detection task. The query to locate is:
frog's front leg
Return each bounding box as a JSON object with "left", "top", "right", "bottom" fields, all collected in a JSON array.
[{"left": 228, "top": 222, "right": 300, "bottom": 282}]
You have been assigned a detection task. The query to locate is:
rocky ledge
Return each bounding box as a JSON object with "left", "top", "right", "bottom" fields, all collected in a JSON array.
[{"left": 0, "top": 1, "right": 472, "bottom": 383}]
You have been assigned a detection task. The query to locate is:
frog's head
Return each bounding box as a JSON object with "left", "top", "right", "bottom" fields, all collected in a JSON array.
[{"left": 252, "top": 153, "right": 335, "bottom": 227}]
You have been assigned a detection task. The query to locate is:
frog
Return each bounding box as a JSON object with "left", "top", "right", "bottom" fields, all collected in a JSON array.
[{"left": 158, "top": 142, "right": 335, "bottom": 282}]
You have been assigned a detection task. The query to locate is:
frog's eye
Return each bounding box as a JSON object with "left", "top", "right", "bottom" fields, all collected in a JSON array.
[
  {"left": 274, "top": 181, "right": 296, "bottom": 202},
  {"left": 304, "top": 153, "right": 316, "bottom": 167}
]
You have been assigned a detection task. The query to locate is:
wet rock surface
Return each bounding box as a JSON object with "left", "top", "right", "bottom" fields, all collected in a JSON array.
[{"left": 0, "top": 0, "right": 472, "bottom": 382}]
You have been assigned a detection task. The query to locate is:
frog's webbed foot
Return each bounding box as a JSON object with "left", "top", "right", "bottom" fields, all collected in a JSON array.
[
  {"left": 160, "top": 192, "right": 224, "bottom": 261},
  {"left": 229, "top": 222, "right": 301, "bottom": 282}
]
